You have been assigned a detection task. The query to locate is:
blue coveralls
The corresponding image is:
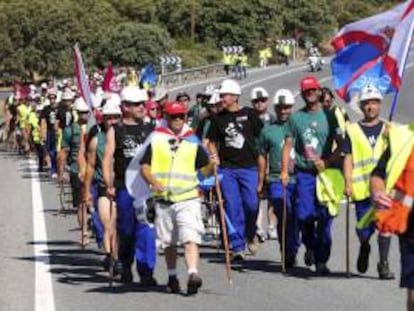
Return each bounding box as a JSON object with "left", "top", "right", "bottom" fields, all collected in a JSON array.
[
  {"left": 220, "top": 167, "right": 259, "bottom": 252},
  {"left": 296, "top": 171, "right": 333, "bottom": 264},
  {"left": 116, "top": 187, "right": 156, "bottom": 277},
  {"left": 91, "top": 183, "right": 104, "bottom": 248},
  {"left": 268, "top": 181, "right": 300, "bottom": 259},
  {"left": 355, "top": 198, "right": 376, "bottom": 242},
  {"left": 46, "top": 130, "right": 57, "bottom": 174}
]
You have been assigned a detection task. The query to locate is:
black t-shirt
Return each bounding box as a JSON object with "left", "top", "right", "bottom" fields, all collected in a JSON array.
[
  {"left": 113, "top": 121, "right": 154, "bottom": 188},
  {"left": 140, "top": 141, "right": 209, "bottom": 169},
  {"left": 343, "top": 121, "right": 384, "bottom": 154},
  {"left": 56, "top": 104, "right": 73, "bottom": 129},
  {"left": 371, "top": 147, "right": 390, "bottom": 180},
  {"left": 41, "top": 105, "right": 58, "bottom": 132},
  {"left": 207, "top": 107, "right": 263, "bottom": 168}
]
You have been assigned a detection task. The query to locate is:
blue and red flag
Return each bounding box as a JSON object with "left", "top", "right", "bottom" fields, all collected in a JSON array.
[{"left": 331, "top": 0, "right": 414, "bottom": 102}]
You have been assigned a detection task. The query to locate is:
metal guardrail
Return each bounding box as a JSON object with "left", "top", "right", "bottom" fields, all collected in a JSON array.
[{"left": 160, "top": 63, "right": 225, "bottom": 86}]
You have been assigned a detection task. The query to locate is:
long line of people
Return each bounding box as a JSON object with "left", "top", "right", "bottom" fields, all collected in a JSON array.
[{"left": 5, "top": 76, "right": 414, "bottom": 304}]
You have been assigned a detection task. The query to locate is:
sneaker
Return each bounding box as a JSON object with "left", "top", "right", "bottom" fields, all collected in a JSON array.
[
  {"left": 187, "top": 273, "right": 202, "bottom": 295},
  {"left": 140, "top": 275, "right": 158, "bottom": 287},
  {"left": 232, "top": 251, "right": 246, "bottom": 263},
  {"left": 247, "top": 237, "right": 260, "bottom": 255},
  {"left": 304, "top": 249, "right": 315, "bottom": 267},
  {"left": 113, "top": 260, "right": 123, "bottom": 276},
  {"left": 121, "top": 269, "right": 133, "bottom": 284},
  {"left": 166, "top": 276, "right": 180, "bottom": 294},
  {"left": 102, "top": 254, "right": 111, "bottom": 271},
  {"left": 315, "top": 263, "right": 331, "bottom": 275},
  {"left": 51, "top": 173, "right": 57, "bottom": 179},
  {"left": 377, "top": 261, "right": 395, "bottom": 280},
  {"left": 357, "top": 242, "right": 371, "bottom": 274},
  {"left": 268, "top": 226, "right": 277, "bottom": 240}
]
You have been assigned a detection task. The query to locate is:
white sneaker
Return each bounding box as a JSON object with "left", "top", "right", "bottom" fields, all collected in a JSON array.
[{"left": 268, "top": 226, "right": 277, "bottom": 240}]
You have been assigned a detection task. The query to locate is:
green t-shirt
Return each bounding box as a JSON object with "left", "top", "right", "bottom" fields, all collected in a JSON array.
[
  {"left": 285, "top": 107, "right": 339, "bottom": 171},
  {"left": 94, "top": 129, "right": 106, "bottom": 184},
  {"left": 258, "top": 122, "right": 295, "bottom": 182},
  {"left": 62, "top": 123, "right": 82, "bottom": 173}
]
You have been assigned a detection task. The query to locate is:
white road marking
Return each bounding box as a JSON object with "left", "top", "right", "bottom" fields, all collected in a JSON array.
[
  {"left": 170, "top": 63, "right": 307, "bottom": 92},
  {"left": 30, "top": 159, "right": 55, "bottom": 311}
]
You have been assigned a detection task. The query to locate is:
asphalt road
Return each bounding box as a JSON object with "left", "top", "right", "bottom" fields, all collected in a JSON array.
[{"left": 2, "top": 57, "right": 414, "bottom": 311}]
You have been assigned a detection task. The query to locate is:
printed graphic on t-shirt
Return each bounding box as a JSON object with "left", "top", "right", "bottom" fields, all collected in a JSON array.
[
  {"left": 49, "top": 111, "right": 56, "bottom": 125},
  {"left": 123, "top": 135, "right": 142, "bottom": 158},
  {"left": 65, "top": 111, "right": 72, "bottom": 127},
  {"left": 224, "top": 122, "right": 245, "bottom": 149},
  {"left": 303, "top": 121, "right": 319, "bottom": 160},
  {"left": 368, "top": 135, "right": 377, "bottom": 147}
]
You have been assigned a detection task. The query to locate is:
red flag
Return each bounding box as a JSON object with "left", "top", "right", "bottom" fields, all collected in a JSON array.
[{"left": 103, "top": 61, "right": 113, "bottom": 92}]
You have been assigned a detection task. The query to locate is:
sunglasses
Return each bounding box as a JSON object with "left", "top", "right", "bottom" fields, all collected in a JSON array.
[
  {"left": 253, "top": 98, "right": 267, "bottom": 104},
  {"left": 104, "top": 115, "right": 120, "bottom": 120},
  {"left": 168, "top": 113, "right": 186, "bottom": 120},
  {"left": 304, "top": 88, "right": 318, "bottom": 94},
  {"left": 124, "top": 101, "right": 145, "bottom": 107}
]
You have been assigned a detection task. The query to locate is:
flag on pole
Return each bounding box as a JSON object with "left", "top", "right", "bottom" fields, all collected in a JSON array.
[
  {"left": 331, "top": 0, "right": 414, "bottom": 102},
  {"left": 73, "top": 43, "right": 95, "bottom": 110},
  {"left": 103, "top": 61, "right": 121, "bottom": 93},
  {"left": 139, "top": 64, "right": 158, "bottom": 89}
]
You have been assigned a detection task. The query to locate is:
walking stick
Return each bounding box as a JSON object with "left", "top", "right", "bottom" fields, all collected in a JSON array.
[
  {"left": 346, "top": 195, "right": 351, "bottom": 278},
  {"left": 213, "top": 165, "right": 233, "bottom": 285},
  {"left": 108, "top": 198, "right": 115, "bottom": 288},
  {"left": 281, "top": 185, "right": 287, "bottom": 273}
]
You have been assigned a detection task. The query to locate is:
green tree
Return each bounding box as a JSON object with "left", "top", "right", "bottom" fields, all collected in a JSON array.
[{"left": 100, "top": 21, "right": 173, "bottom": 67}]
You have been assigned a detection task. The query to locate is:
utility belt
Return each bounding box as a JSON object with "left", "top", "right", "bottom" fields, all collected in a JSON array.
[{"left": 296, "top": 167, "right": 318, "bottom": 175}]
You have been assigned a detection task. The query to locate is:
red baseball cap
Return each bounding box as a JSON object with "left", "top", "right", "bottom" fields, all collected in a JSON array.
[
  {"left": 300, "top": 76, "right": 321, "bottom": 91},
  {"left": 164, "top": 101, "right": 187, "bottom": 115}
]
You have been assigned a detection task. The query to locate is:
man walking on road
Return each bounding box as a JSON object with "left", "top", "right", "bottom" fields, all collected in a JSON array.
[
  {"left": 371, "top": 123, "right": 414, "bottom": 311},
  {"left": 343, "top": 84, "right": 395, "bottom": 279},
  {"left": 140, "top": 101, "right": 213, "bottom": 295},
  {"left": 103, "top": 86, "right": 157, "bottom": 285},
  {"left": 281, "top": 76, "right": 343, "bottom": 274},
  {"left": 207, "top": 79, "right": 263, "bottom": 262},
  {"left": 257, "top": 89, "right": 300, "bottom": 267},
  {"left": 58, "top": 97, "right": 90, "bottom": 245}
]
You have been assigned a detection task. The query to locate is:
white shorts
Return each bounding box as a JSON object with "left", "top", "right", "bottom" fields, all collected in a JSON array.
[{"left": 155, "top": 198, "right": 205, "bottom": 248}]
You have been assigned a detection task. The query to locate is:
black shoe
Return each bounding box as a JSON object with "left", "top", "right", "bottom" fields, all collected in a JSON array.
[
  {"left": 315, "top": 263, "right": 331, "bottom": 275},
  {"left": 102, "top": 254, "right": 111, "bottom": 272},
  {"left": 140, "top": 275, "right": 158, "bottom": 287},
  {"left": 232, "top": 251, "right": 245, "bottom": 263},
  {"left": 304, "top": 249, "right": 315, "bottom": 267},
  {"left": 187, "top": 273, "right": 202, "bottom": 295},
  {"left": 285, "top": 255, "right": 297, "bottom": 269},
  {"left": 121, "top": 269, "right": 133, "bottom": 284},
  {"left": 357, "top": 242, "right": 371, "bottom": 274},
  {"left": 166, "top": 276, "right": 180, "bottom": 294},
  {"left": 378, "top": 261, "right": 395, "bottom": 280},
  {"left": 113, "top": 260, "right": 123, "bottom": 276}
]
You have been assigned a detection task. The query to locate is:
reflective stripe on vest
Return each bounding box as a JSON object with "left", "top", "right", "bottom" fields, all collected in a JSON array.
[
  {"left": 151, "top": 138, "right": 199, "bottom": 202},
  {"left": 347, "top": 122, "right": 387, "bottom": 201},
  {"left": 390, "top": 189, "right": 414, "bottom": 208}
]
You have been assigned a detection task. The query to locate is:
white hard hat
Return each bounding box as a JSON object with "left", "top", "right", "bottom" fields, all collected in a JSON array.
[
  {"left": 203, "top": 84, "right": 216, "bottom": 96},
  {"left": 102, "top": 101, "right": 122, "bottom": 115},
  {"left": 74, "top": 97, "right": 89, "bottom": 112},
  {"left": 41, "top": 82, "right": 48, "bottom": 89},
  {"left": 61, "top": 90, "right": 74, "bottom": 101},
  {"left": 251, "top": 87, "right": 269, "bottom": 100},
  {"left": 90, "top": 93, "right": 102, "bottom": 109},
  {"left": 208, "top": 90, "right": 221, "bottom": 105},
  {"left": 36, "top": 105, "right": 43, "bottom": 112},
  {"left": 106, "top": 93, "right": 121, "bottom": 107},
  {"left": 121, "top": 86, "right": 148, "bottom": 103},
  {"left": 273, "top": 89, "right": 295, "bottom": 106},
  {"left": 359, "top": 84, "right": 383, "bottom": 102},
  {"left": 47, "top": 88, "right": 57, "bottom": 97},
  {"left": 219, "top": 79, "right": 241, "bottom": 95},
  {"left": 153, "top": 87, "right": 168, "bottom": 102}
]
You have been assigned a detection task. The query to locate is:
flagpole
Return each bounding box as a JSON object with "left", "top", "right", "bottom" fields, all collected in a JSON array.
[{"left": 388, "top": 22, "right": 414, "bottom": 121}]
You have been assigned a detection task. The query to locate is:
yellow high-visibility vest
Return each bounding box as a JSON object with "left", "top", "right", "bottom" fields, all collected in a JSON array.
[
  {"left": 151, "top": 138, "right": 199, "bottom": 202},
  {"left": 28, "top": 111, "right": 41, "bottom": 144},
  {"left": 223, "top": 54, "right": 232, "bottom": 65},
  {"left": 386, "top": 123, "right": 414, "bottom": 193},
  {"left": 347, "top": 122, "right": 388, "bottom": 201}
]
